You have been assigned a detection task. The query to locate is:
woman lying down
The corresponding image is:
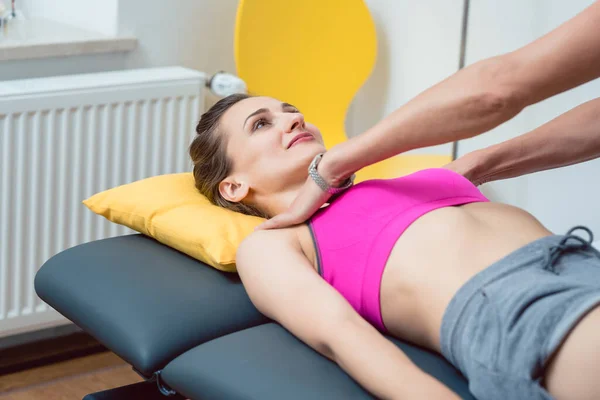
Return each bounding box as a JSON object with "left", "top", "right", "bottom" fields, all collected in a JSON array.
[{"left": 188, "top": 94, "right": 600, "bottom": 400}]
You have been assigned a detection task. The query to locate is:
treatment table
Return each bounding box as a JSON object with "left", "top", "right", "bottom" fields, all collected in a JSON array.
[{"left": 35, "top": 234, "right": 476, "bottom": 399}]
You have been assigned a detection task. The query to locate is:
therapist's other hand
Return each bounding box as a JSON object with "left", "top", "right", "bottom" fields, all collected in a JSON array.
[{"left": 443, "top": 150, "right": 489, "bottom": 186}]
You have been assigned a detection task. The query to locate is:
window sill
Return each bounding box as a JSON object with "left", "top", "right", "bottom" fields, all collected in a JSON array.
[{"left": 0, "top": 19, "right": 136, "bottom": 62}]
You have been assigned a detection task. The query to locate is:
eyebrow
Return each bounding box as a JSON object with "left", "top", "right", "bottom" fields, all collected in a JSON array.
[
  {"left": 243, "top": 103, "right": 299, "bottom": 129},
  {"left": 281, "top": 102, "right": 298, "bottom": 110}
]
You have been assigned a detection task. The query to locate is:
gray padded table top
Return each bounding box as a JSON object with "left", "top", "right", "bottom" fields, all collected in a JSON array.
[
  {"left": 35, "top": 234, "right": 268, "bottom": 376},
  {"left": 162, "top": 323, "right": 475, "bottom": 400}
]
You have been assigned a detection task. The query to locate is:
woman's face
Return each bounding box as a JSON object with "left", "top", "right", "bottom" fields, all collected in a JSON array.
[{"left": 219, "top": 96, "right": 326, "bottom": 198}]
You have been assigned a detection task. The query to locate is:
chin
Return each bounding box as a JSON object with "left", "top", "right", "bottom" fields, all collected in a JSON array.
[
  {"left": 301, "top": 143, "right": 326, "bottom": 162},
  {"left": 282, "top": 149, "right": 321, "bottom": 180}
]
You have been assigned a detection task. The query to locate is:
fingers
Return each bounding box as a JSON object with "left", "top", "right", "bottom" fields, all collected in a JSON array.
[
  {"left": 442, "top": 161, "right": 458, "bottom": 172},
  {"left": 255, "top": 213, "right": 301, "bottom": 230},
  {"left": 255, "top": 177, "right": 333, "bottom": 231}
]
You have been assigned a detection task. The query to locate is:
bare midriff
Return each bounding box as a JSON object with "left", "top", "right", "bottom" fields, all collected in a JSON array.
[{"left": 379, "top": 201, "right": 552, "bottom": 352}]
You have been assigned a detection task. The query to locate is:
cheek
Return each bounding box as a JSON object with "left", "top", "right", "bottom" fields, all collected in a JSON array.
[
  {"left": 306, "top": 123, "right": 324, "bottom": 143},
  {"left": 246, "top": 136, "right": 282, "bottom": 170}
]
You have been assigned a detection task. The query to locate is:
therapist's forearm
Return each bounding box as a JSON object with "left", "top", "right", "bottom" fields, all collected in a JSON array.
[
  {"left": 323, "top": 56, "right": 525, "bottom": 183},
  {"left": 321, "top": 1, "right": 600, "bottom": 184},
  {"left": 466, "top": 97, "right": 600, "bottom": 184}
]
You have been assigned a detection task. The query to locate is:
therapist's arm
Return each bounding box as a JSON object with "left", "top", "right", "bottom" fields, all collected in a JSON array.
[
  {"left": 450, "top": 97, "right": 600, "bottom": 185},
  {"left": 321, "top": 1, "right": 600, "bottom": 185}
]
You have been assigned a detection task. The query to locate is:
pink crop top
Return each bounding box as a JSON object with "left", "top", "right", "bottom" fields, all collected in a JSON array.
[{"left": 308, "top": 168, "right": 489, "bottom": 332}]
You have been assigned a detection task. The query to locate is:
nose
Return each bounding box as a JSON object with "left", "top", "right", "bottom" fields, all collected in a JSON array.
[{"left": 283, "top": 112, "right": 305, "bottom": 133}]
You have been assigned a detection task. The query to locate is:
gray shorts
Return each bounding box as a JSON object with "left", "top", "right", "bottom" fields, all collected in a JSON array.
[{"left": 440, "top": 227, "right": 600, "bottom": 400}]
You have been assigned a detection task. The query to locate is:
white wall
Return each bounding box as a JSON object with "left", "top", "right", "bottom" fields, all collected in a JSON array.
[
  {"left": 458, "top": 0, "right": 600, "bottom": 235},
  {"left": 118, "top": 0, "right": 238, "bottom": 91},
  {"left": 348, "top": 0, "right": 463, "bottom": 160}
]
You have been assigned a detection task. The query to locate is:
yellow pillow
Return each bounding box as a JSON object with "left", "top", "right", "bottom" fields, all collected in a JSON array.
[{"left": 83, "top": 173, "right": 264, "bottom": 272}]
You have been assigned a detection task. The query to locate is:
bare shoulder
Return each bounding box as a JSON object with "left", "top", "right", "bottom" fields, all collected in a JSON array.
[
  {"left": 238, "top": 227, "right": 300, "bottom": 251},
  {"left": 239, "top": 227, "right": 298, "bottom": 246},
  {"left": 235, "top": 226, "right": 324, "bottom": 323},
  {"left": 236, "top": 227, "right": 304, "bottom": 269}
]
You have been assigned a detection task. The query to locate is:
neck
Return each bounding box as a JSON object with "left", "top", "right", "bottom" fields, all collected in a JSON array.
[{"left": 250, "top": 181, "right": 305, "bottom": 218}]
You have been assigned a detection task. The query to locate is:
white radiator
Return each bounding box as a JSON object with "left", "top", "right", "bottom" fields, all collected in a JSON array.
[{"left": 0, "top": 67, "right": 206, "bottom": 338}]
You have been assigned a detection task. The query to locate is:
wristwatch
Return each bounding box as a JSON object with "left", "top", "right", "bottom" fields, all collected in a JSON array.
[{"left": 308, "top": 153, "right": 356, "bottom": 194}]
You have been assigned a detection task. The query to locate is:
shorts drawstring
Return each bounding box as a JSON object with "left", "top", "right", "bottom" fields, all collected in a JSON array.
[{"left": 543, "top": 226, "right": 600, "bottom": 274}]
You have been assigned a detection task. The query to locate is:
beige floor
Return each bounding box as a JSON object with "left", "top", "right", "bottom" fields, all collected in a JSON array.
[{"left": 0, "top": 352, "right": 143, "bottom": 400}]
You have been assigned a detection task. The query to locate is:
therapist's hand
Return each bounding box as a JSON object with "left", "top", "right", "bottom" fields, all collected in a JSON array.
[
  {"left": 254, "top": 176, "right": 332, "bottom": 230},
  {"left": 443, "top": 149, "right": 489, "bottom": 186},
  {"left": 255, "top": 152, "right": 344, "bottom": 230}
]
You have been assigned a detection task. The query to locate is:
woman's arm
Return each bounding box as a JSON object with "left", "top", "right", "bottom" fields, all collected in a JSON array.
[
  {"left": 322, "top": 1, "right": 600, "bottom": 185},
  {"left": 447, "top": 97, "right": 600, "bottom": 185},
  {"left": 236, "top": 230, "right": 460, "bottom": 400}
]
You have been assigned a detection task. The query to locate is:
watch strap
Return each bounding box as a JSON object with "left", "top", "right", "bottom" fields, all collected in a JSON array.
[{"left": 308, "top": 153, "right": 355, "bottom": 194}]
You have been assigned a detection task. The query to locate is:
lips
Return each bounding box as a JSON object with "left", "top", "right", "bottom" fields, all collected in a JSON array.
[{"left": 287, "top": 132, "right": 313, "bottom": 149}]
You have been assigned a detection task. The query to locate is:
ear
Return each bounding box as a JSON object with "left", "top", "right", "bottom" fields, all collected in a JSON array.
[{"left": 219, "top": 176, "right": 249, "bottom": 203}]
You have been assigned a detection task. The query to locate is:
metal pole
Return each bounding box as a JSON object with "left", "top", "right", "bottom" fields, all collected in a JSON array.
[{"left": 451, "top": 0, "right": 470, "bottom": 161}]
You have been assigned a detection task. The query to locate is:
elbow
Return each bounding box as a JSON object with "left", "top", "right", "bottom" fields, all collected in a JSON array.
[
  {"left": 314, "top": 338, "right": 336, "bottom": 361},
  {"left": 313, "top": 331, "right": 342, "bottom": 362},
  {"left": 472, "top": 56, "right": 527, "bottom": 122},
  {"left": 475, "top": 90, "right": 522, "bottom": 124}
]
